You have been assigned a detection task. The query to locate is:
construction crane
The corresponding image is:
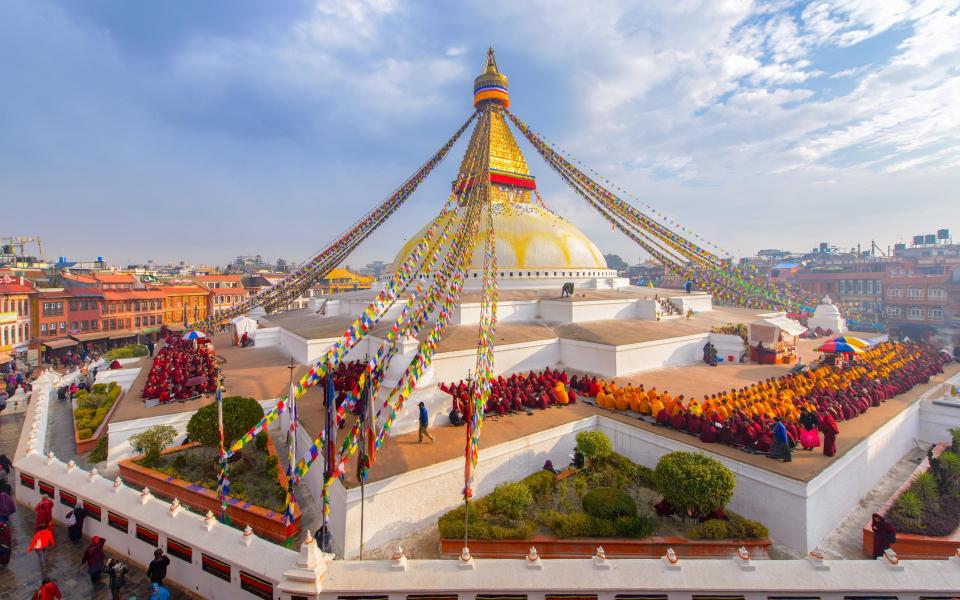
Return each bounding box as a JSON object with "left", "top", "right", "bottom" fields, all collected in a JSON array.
[{"left": 1, "top": 236, "right": 43, "bottom": 260}]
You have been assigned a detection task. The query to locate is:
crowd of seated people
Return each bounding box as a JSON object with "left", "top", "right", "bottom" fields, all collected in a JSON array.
[
  {"left": 440, "top": 368, "right": 577, "bottom": 423},
  {"left": 572, "top": 341, "right": 950, "bottom": 456},
  {"left": 142, "top": 334, "right": 219, "bottom": 402},
  {"left": 317, "top": 360, "right": 367, "bottom": 410}
]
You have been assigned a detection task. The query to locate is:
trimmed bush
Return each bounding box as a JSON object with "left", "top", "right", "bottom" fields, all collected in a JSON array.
[
  {"left": 686, "top": 519, "right": 730, "bottom": 540},
  {"left": 950, "top": 427, "right": 960, "bottom": 454},
  {"left": 546, "top": 511, "right": 594, "bottom": 537},
  {"left": 78, "top": 428, "right": 94, "bottom": 440},
  {"left": 582, "top": 487, "right": 637, "bottom": 520},
  {"left": 522, "top": 470, "right": 556, "bottom": 498},
  {"left": 614, "top": 515, "right": 655, "bottom": 538},
  {"left": 655, "top": 451, "right": 735, "bottom": 517},
  {"left": 576, "top": 431, "right": 613, "bottom": 464},
  {"left": 892, "top": 490, "right": 925, "bottom": 530},
  {"left": 911, "top": 472, "right": 939, "bottom": 506},
  {"left": 488, "top": 482, "right": 533, "bottom": 520},
  {"left": 726, "top": 512, "right": 769, "bottom": 539},
  {"left": 187, "top": 396, "right": 264, "bottom": 448},
  {"left": 438, "top": 504, "right": 533, "bottom": 540}
]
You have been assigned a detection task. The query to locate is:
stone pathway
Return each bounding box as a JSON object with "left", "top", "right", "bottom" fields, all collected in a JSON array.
[
  {"left": 817, "top": 446, "right": 926, "bottom": 559},
  {"left": 1, "top": 411, "right": 199, "bottom": 599}
]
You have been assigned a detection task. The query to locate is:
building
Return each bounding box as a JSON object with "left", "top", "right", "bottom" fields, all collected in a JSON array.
[
  {"left": 883, "top": 263, "right": 960, "bottom": 343},
  {"left": 0, "top": 274, "right": 36, "bottom": 357},
  {"left": 162, "top": 285, "right": 211, "bottom": 325},
  {"left": 195, "top": 274, "right": 249, "bottom": 317},
  {"left": 65, "top": 287, "right": 104, "bottom": 335},
  {"left": 626, "top": 261, "right": 665, "bottom": 286},
  {"left": 30, "top": 288, "right": 71, "bottom": 344},
  {"left": 100, "top": 287, "right": 164, "bottom": 339},
  {"left": 792, "top": 263, "right": 890, "bottom": 320}
]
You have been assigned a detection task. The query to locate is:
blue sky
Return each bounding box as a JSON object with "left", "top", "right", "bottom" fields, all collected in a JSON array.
[{"left": 1, "top": 0, "right": 958, "bottom": 267}]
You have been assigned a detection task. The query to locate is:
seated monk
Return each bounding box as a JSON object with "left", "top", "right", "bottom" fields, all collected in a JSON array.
[
  {"left": 699, "top": 420, "right": 718, "bottom": 443},
  {"left": 655, "top": 408, "right": 670, "bottom": 426}
]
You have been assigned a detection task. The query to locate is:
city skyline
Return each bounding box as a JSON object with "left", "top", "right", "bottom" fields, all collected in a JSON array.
[{"left": 2, "top": 1, "right": 959, "bottom": 266}]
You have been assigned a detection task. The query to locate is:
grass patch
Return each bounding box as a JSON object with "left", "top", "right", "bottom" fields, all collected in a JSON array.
[
  {"left": 88, "top": 437, "right": 108, "bottom": 463},
  {"left": 140, "top": 444, "right": 286, "bottom": 513}
]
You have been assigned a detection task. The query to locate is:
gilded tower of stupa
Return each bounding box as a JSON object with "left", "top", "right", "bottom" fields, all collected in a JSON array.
[{"left": 393, "top": 49, "right": 613, "bottom": 285}]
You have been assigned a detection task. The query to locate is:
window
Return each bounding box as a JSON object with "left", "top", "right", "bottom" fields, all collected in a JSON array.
[
  {"left": 59, "top": 322, "right": 66, "bottom": 331},
  {"left": 908, "top": 286, "right": 923, "bottom": 298},
  {"left": 69, "top": 300, "right": 77, "bottom": 311},
  {"left": 135, "top": 317, "right": 141, "bottom": 328},
  {"left": 91, "top": 320, "right": 98, "bottom": 329},
  {"left": 40, "top": 323, "right": 47, "bottom": 333},
  {"left": 887, "top": 306, "right": 901, "bottom": 317},
  {"left": 70, "top": 322, "right": 77, "bottom": 331},
  {"left": 929, "top": 287, "right": 945, "bottom": 298},
  {"left": 908, "top": 306, "right": 924, "bottom": 320},
  {"left": 929, "top": 308, "right": 944, "bottom": 319},
  {"left": 887, "top": 287, "right": 902, "bottom": 297},
  {"left": 82, "top": 320, "right": 89, "bottom": 330}
]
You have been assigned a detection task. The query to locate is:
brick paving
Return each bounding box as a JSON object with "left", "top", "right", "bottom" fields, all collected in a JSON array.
[{"left": 1, "top": 411, "right": 198, "bottom": 599}]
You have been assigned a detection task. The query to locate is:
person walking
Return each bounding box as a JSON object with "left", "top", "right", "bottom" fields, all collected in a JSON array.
[
  {"left": 146, "top": 339, "right": 155, "bottom": 357},
  {"left": 147, "top": 547, "right": 170, "bottom": 587},
  {"left": 106, "top": 557, "right": 128, "bottom": 600},
  {"left": 149, "top": 582, "right": 171, "bottom": 600},
  {"left": 28, "top": 524, "right": 54, "bottom": 571},
  {"left": 81, "top": 535, "right": 106, "bottom": 584},
  {"left": 65, "top": 501, "right": 85, "bottom": 543},
  {"left": 0, "top": 484, "right": 16, "bottom": 523},
  {"left": 0, "top": 454, "right": 11, "bottom": 486},
  {"left": 417, "top": 401, "right": 434, "bottom": 443},
  {"left": 31, "top": 577, "right": 62, "bottom": 600},
  {"left": 34, "top": 493, "right": 54, "bottom": 531}
]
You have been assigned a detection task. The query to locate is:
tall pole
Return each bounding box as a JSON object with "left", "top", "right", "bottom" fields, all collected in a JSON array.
[{"left": 463, "top": 370, "right": 474, "bottom": 553}]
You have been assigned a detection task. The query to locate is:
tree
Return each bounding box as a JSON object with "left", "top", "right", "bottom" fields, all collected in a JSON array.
[
  {"left": 576, "top": 431, "right": 613, "bottom": 463},
  {"left": 186, "top": 396, "right": 264, "bottom": 448},
  {"left": 604, "top": 253, "right": 629, "bottom": 272},
  {"left": 130, "top": 425, "right": 178, "bottom": 467},
  {"left": 654, "top": 451, "right": 735, "bottom": 517}
]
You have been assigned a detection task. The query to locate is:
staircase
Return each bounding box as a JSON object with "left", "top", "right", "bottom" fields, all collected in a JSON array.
[{"left": 657, "top": 297, "right": 681, "bottom": 317}]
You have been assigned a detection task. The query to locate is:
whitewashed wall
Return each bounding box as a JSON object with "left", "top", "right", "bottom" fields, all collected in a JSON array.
[{"left": 614, "top": 333, "right": 710, "bottom": 375}]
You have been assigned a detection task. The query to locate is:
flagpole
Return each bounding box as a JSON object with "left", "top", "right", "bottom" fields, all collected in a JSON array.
[
  {"left": 463, "top": 370, "right": 474, "bottom": 553},
  {"left": 215, "top": 373, "right": 228, "bottom": 523},
  {"left": 359, "top": 354, "right": 368, "bottom": 559}
]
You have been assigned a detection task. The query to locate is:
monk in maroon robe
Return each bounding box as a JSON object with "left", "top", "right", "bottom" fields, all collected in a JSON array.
[{"left": 819, "top": 412, "right": 839, "bottom": 457}]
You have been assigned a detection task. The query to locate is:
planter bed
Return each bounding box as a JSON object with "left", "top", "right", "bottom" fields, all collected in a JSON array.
[
  {"left": 862, "top": 443, "right": 960, "bottom": 559},
  {"left": 440, "top": 534, "right": 770, "bottom": 559},
  {"left": 72, "top": 383, "right": 124, "bottom": 454},
  {"left": 119, "top": 437, "right": 300, "bottom": 543}
]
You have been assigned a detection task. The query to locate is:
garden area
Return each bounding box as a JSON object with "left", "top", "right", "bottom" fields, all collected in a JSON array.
[
  {"left": 105, "top": 343, "right": 149, "bottom": 361},
  {"left": 887, "top": 429, "right": 960, "bottom": 537},
  {"left": 127, "top": 396, "right": 287, "bottom": 513},
  {"left": 439, "top": 431, "right": 768, "bottom": 549},
  {"left": 73, "top": 382, "right": 122, "bottom": 440}
]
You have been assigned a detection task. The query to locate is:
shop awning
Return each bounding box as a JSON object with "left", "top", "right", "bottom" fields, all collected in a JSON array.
[
  {"left": 755, "top": 316, "right": 807, "bottom": 337},
  {"left": 43, "top": 338, "right": 78, "bottom": 350},
  {"left": 166, "top": 323, "right": 186, "bottom": 331},
  {"left": 0, "top": 354, "right": 12, "bottom": 365},
  {"left": 70, "top": 331, "right": 111, "bottom": 342},
  {"left": 109, "top": 330, "right": 138, "bottom": 340}
]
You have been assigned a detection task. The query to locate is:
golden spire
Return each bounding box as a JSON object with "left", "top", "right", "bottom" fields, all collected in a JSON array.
[{"left": 473, "top": 47, "right": 509, "bottom": 109}]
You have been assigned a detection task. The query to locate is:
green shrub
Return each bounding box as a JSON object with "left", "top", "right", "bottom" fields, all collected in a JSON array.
[
  {"left": 951, "top": 427, "right": 960, "bottom": 454},
  {"left": 573, "top": 474, "right": 587, "bottom": 498},
  {"left": 437, "top": 503, "right": 533, "bottom": 540},
  {"left": 265, "top": 455, "right": 280, "bottom": 481},
  {"left": 172, "top": 453, "right": 188, "bottom": 470},
  {"left": 634, "top": 465, "right": 657, "bottom": 489},
  {"left": 655, "top": 451, "right": 735, "bottom": 517},
  {"left": 582, "top": 487, "right": 637, "bottom": 519},
  {"left": 88, "top": 437, "right": 108, "bottom": 463},
  {"left": 522, "top": 470, "right": 556, "bottom": 498},
  {"left": 912, "top": 472, "right": 939, "bottom": 506},
  {"left": 546, "top": 511, "right": 595, "bottom": 537},
  {"left": 614, "top": 515, "right": 654, "bottom": 538},
  {"left": 488, "top": 482, "right": 533, "bottom": 520},
  {"left": 130, "top": 424, "right": 178, "bottom": 468},
  {"left": 105, "top": 344, "right": 148, "bottom": 361},
  {"left": 254, "top": 431, "right": 268, "bottom": 452},
  {"left": 576, "top": 431, "right": 613, "bottom": 464},
  {"left": 892, "top": 490, "right": 925, "bottom": 529},
  {"left": 187, "top": 396, "right": 264, "bottom": 448},
  {"left": 686, "top": 519, "right": 730, "bottom": 540},
  {"left": 91, "top": 383, "right": 108, "bottom": 394},
  {"left": 77, "top": 428, "right": 94, "bottom": 440},
  {"left": 939, "top": 451, "right": 960, "bottom": 491},
  {"left": 726, "top": 512, "right": 769, "bottom": 539}
]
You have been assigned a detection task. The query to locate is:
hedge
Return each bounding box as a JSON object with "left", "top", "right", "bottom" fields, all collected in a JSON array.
[
  {"left": 582, "top": 487, "right": 637, "bottom": 519},
  {"left": 655, "top": 451, "right": 735, "bottom": 516},
  {"left": 686, "top": 512, "right": 768, "bottom": 540},
  {"left": 105, "top": 344, "right": 149, "bottom": 361}
]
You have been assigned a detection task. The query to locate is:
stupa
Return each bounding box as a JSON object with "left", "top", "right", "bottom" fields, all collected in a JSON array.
[
  {"left": 391, "top": 48, "right": 620, "bottom": 290},
  {"left": 807, "top": 295, "right": 847, "bottom": 333}
]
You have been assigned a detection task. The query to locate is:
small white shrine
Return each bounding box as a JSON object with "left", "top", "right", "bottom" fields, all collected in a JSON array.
[{"left": 807, "top": 295, "right": 847, "bottom": 334}]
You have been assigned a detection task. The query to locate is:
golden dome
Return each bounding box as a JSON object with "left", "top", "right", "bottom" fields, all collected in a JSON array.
[{"left": 391, "top": 200, "right": 609, "bottom": 273}]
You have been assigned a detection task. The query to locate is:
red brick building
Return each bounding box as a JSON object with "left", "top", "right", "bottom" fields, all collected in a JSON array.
[{"left": 0, "top": 275, "right": 36, "bottom": 357}]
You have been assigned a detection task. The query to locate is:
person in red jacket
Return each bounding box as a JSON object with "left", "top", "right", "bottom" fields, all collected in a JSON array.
[
  {"left": 32, "top": 577, "right": 62, "bottom": 600},
  {"left": 34, "top": 495, "right": 53, "bottom": 532}
]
